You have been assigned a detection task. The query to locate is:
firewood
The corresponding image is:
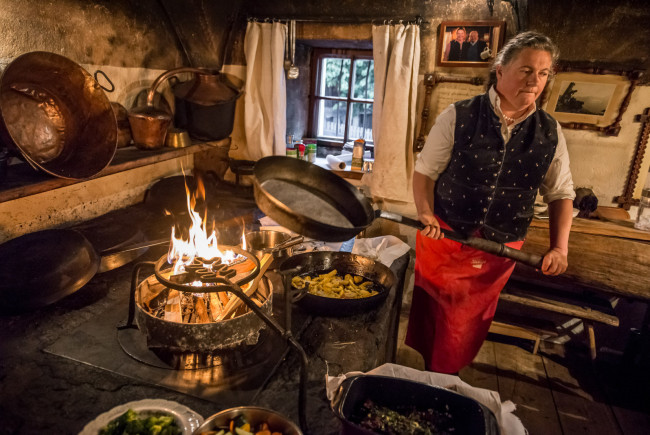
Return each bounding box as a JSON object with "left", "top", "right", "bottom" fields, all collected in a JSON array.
[
  {"left": 164, "top": 290, "right": 182, "bottom": 322},
  {"left": 193, "top": 296, "right": 210, "bottom": 323},
  {"left": 208, "top": 293, "right": 223, "bottom": 321},
  {"left": 217, "top": 253, "right": 274, "bottom": 320}
]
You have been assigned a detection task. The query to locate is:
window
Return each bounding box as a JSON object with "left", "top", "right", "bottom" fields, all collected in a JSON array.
[{"left": 309, "top": 48, "right": 374, "bottom": 147}]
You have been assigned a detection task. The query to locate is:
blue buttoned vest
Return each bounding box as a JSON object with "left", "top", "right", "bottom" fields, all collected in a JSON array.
[{"left": 434, "top": 93, "right": 558, "bottom": 243}]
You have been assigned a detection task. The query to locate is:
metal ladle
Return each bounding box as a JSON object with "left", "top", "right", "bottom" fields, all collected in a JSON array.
[{"left": 287, "top": 20, "right": 299, "bottom": 80}]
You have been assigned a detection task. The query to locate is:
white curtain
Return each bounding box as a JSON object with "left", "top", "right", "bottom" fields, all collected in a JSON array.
[
  {"left": 369, "top": 24, "right": 420, "bottom": 202},
  {"left": 244, "top": 21, "right": 287, "bottom": 160}
]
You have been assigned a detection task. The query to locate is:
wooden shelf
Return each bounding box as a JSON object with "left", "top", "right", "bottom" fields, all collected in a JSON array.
[{"left": 0, "top": 139, "right": 229, "bottom": 204}]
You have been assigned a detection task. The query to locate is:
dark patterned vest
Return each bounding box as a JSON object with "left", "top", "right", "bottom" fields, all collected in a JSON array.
[
  {"left": 448, "top": 40, "right": 464, "bottom": 61},
  {"left": 434, "top": 93, "right": 558, "bottom": 243}
]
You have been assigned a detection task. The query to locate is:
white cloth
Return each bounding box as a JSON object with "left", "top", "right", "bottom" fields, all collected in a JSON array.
[
  {"left": 351, "top": 235, "right": 410, "bottom": 267},
  {"left": 243, "top": 21, "right": 287, "bottom": 160},
  {"left": 326, "top": 363, "right": 526, "bottom": 435},
  {"left": 415, "top": 86, "right": 575, "bottom": 204},
  {"left": 368, "top": 24, "right": 420, "bottom": 202}
]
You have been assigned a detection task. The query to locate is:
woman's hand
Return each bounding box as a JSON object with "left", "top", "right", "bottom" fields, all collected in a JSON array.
[
  {"left": 541, "top": 247, "right": 568, "bottom": 276},
  {"left": 419, "top": 212, "right": 444, "bottom": 239}
]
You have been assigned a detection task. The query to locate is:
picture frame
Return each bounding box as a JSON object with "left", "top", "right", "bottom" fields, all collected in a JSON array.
[
  {"left": 544, "top": 64, "right": 641, "bottom": 136},
  {"left": 436, "top": 21, "right": 506, "bottom": 68}
]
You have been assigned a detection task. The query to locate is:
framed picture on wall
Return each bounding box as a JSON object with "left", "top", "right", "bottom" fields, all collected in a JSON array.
[
  {"left": 544, "top": 69, "right": 634, "bottom": 135},
  {"left": 436, "top": 21, "right": 506, "bottom": 68}
]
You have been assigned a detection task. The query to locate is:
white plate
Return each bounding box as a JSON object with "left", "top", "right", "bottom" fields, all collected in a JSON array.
[{"left": 79, "top": 399, "right": 203, "bottom": 435}]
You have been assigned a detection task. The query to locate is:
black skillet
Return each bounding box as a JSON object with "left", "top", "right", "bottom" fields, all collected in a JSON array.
[
  {"left": 0, "top": 229, "right": 171, "bottom": 313},
  {"left": 280, "top": 251, "right": 396, "bottom": 317},
  {"left": 0, "top": 229, "right": 100, "bottom": 312},
  {"left": 253, "top": 156, "right": 543, "bottom": 269}
]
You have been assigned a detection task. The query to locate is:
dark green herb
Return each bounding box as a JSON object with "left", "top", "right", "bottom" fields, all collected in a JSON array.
[
  {"left": 99, "top": 408, "right": 182, "bottom": 435},
  {"left": 353, "top": 399, "right": 455, "bottom": 435}
]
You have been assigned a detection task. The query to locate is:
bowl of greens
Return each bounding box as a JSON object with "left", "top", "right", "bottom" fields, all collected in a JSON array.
[{"left": 79, "top": 399, "right": 203, "bottom": 435}]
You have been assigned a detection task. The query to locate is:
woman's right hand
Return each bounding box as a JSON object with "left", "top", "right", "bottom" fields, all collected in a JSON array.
[{"left": 419, "top": 213, "right": 444, "bottom": 239}]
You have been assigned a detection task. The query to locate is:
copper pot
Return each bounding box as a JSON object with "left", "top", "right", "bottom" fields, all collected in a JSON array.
[
  {"left": 0, "top": 51, "right": 117, "bottom": 179},
  {"left": 127, "top": 72, "right": 176, "bottom": 150}
]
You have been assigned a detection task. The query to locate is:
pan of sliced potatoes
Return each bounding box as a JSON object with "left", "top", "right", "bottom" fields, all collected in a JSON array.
[{"left": 279, "top": 251, "right": 396, "bottom": 317}]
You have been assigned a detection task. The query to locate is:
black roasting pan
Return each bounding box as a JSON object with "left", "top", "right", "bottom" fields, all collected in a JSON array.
[{"left": 331, "top": 375, "right": 500, "bottom": 435}]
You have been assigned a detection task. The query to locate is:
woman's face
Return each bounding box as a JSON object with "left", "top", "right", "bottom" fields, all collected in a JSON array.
[{"left": 495, "top": 48, "right": 553, "bottom": 113}]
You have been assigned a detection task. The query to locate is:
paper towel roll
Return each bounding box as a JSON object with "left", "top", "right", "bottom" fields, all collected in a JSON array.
[{"left": 326, "top": 154, "right": 346, "bottom": 170}]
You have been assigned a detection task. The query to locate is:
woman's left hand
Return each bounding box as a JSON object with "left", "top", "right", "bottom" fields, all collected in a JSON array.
[{"left": 541, "top": 248, "right": 568, "bottom": 276}]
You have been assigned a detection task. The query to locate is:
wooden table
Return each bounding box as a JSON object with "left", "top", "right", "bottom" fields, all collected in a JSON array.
[{"left": 516, "top": 217, "right": 650, "bottom": 301}]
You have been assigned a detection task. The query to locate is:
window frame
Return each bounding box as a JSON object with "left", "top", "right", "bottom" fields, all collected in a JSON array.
[{"left": 308, "top": 48, "right": 374, "bottom": 148}]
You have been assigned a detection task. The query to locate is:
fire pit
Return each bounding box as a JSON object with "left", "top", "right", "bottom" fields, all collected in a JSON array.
[
  {"left": 116, "top": 174, "right": 310, "bottom": 432},
  {"left": 132, "top": 247, "right": 273, "bottom": 353}
]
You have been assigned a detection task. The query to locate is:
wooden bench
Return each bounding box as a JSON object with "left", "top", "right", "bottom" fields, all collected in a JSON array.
[{"left": 490, "top": 278, "right": 620, "bottom": 359}]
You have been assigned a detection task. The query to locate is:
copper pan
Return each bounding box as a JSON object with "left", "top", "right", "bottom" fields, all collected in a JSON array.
[{"left": 0, "top": 51, "right": 117, "bottom": 179}]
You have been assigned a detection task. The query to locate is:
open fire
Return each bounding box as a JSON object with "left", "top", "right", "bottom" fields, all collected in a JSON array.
[
  {"left": 136, "top": 175, "right": 270, "bottom": 328},
  {"left": 167, "top": 175, "right": 244, "bottom": 275}
]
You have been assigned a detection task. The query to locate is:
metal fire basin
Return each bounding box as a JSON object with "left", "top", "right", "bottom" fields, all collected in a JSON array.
[{"left": 134, "top": 274, "right": 273, "bottom": 354}]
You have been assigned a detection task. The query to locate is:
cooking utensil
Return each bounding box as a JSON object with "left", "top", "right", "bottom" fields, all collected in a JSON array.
[
  {"left": 111, "top": 102, "right": 133, "bottom": 148},
  {"left": 0, "top": 51, "right": 117, "bottom": 179},
  {"left": 253, "top": 156, "right": 543, "bottom": 268},
  {"left": 0, "top": 228, "right": 170, "bottom": 313},
  {"left": 331, "top": 375, "right": 499, "bottom": 435},
  {"left": 245, "top": 230, "right": 303, "bottom": 268},
  {"left": 279, "top": 251, "right": 396, "bottom": 317},
  {"left": 0, "top": 229, "right": 100, "bottom": 312},
  {"left": 127, "top": 98, "right": 172, "bottom": 150},
  {"left": 194, "top": 406, "right": 302, "bottom": 435},
  {"left": 287, "top": 20, "right": 299, "bottom": 80},
  {"left": 142, "top": 67, "right": 242, "bottom": 142},
  {"left": 164, "top": 127, "right": 191, "bottom": 148}
]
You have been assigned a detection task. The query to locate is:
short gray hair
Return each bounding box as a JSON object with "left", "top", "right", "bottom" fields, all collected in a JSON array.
[{"left": 486, "top": 31, "right": 559, "bottom": 90}]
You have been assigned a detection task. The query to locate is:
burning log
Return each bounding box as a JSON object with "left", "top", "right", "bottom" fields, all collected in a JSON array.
[
  {"left": 164, "top": 290, "right": 182, "bottom": 322},
  {"left": 217, "top": 253, "right": 273, "bottom": 320}
]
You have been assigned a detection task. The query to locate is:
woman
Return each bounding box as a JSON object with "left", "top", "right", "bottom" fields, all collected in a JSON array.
[{"left": 406, "top": 31, "right": 575, "bottom": 374}]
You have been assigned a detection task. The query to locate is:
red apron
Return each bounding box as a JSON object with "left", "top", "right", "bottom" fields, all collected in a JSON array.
[{"left": 405, "top": 220, "right": 524, "bottom": 374}]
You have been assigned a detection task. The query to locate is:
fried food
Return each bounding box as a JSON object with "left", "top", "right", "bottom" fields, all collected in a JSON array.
[{"left": 292, "top": 270, "right": 378, "bottom": 299}]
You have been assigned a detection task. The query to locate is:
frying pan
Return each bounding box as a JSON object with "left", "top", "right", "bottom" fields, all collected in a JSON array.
[
  {"left": 279, "top": 251, "right": 396, "bottom": 317},
  {"left": 0, "top": 229, "right": 100, "bottom": 312},
  {"left": 253, "top": 156, "right": 543, "bottom": 269},
  {"left": 0, "top": 229, "right": 170, "bottom": 313}
]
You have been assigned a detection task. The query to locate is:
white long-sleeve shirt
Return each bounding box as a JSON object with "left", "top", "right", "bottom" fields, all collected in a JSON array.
[{"left": 415, "top": 87, "right": 575, "bottom": 204}]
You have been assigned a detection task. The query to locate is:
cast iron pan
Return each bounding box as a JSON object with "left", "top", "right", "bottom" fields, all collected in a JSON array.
[
  {"left": 0, "top": 229, "right": 100, "bottom": 312},
  {"left": 253, "top": 156, "right": 543, "bottom": 269},
  {"left": 331, "top": 375, "right": 500, "bottom": 435},
  {"left": 279, "top": 251, "right": 396, "bottom": 317},
  {"left": 0, "top": 228, "right": 170, "bottom": 313}
]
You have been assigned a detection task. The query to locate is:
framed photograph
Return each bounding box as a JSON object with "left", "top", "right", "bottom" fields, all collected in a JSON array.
[
  {"left": 544, "top": 65, "right": 641, "bottom": 136},
  {"left": 436, "top": 21, "right": 506, "bottom": 68}
]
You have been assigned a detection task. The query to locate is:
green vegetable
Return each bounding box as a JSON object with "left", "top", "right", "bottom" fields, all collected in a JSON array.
[{"left": 99, "top": 409, "right": 181, "bottom": 435}]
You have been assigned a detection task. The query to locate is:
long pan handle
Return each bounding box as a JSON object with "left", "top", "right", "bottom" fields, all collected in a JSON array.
[{"left": 376, "top": 210, "right": 543, "bottom": 269}]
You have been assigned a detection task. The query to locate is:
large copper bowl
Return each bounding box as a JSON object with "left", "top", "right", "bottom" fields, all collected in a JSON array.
[{"left": 0, "top": 51, "right": 117, "bottom": 179}]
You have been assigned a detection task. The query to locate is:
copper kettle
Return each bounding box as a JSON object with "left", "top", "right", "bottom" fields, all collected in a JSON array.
[
  {"left": 127, "top": 74, "right": 176, "bottom": 150},
  {"left": 170, "top": 67, "right": 242, "bottom": 141}
]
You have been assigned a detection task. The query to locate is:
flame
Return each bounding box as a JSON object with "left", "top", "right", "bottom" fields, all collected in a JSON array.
[{"left": 167, "top": 174, "right": 238, "bottom": 274}]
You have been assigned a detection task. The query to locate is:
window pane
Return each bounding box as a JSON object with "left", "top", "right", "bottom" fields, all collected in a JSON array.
[
  {"left": 352, "top": 59, "right": 374, "bottom": 100},
  {"left": 320, "top": 57, "right": 350, "bottom": 97},
  {"left": 348, "top": 102, "right": 373, "bottom": 143},
  {"left": 317, "top": 99, "right": 348, "bottom": 139}
]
